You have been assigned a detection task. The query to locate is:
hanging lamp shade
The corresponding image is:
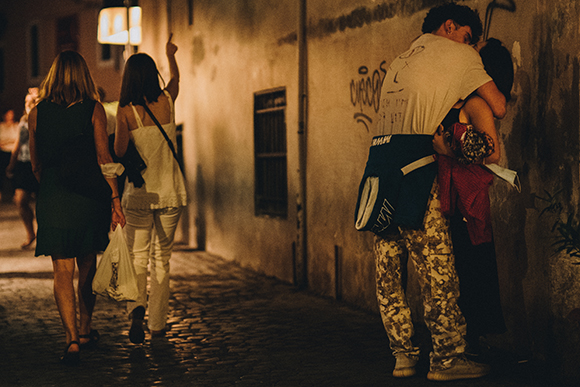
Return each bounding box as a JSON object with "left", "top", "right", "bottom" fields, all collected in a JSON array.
[{"left": 98, "top": 6, "right": 142, "bottom": 45}]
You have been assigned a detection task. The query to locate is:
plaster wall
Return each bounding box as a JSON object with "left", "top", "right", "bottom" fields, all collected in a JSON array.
[
  {"left": 2, "top": 0, "right": 578, "bottom": 381},
  {"left": 139, "top": 0, "right": 300, "bottom": 283},
  {"left": 489, "top": 1, "right": 580, "bottom": 380},
  {"left": 139, "top": 0, "right": 580, "bottom": 382},
  {"left": 2, "top": 0, "right": 579, "bottom": 382}
]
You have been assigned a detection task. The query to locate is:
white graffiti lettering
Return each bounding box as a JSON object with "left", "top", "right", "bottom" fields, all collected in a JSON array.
[
  {"left": 372, "top": 135, "right": 392, "bottom": 146},
  {"left": 372, "top": 198, "right": 395, "bottom": 233}
]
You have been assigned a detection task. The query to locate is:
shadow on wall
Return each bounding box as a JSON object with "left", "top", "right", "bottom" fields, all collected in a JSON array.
[
  {"left": 494, "top": 9, "right": 580, "bottom": 383},
  {"left": 195, "top": 163, "right": 207, "bottom": 250}
]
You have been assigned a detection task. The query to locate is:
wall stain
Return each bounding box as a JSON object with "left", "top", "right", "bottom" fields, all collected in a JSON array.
[
  {"left": 504, "top": 9, "right": 580, "bottom": 371},
  {"left": 533, "top": 16, "right": 578, "bottom": 203},
  {"left": 277, "top": 0, "right": 442, "bottom": 45},
  {"left": 192, "top": 34, "right": 206, "bottom": 66},
  {"left": 234, "top": 0, "right": 257, "bottom": 41}
]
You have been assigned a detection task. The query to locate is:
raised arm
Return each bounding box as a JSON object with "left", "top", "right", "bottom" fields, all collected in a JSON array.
[
  {"left": 476, "top": 80, "right": 506, "bottom": 119},
  {"left": 165, "top": 33, "right": 179, "bottom": 101}
]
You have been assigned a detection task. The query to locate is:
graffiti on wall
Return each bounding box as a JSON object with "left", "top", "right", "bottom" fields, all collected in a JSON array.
[
  {"left": 349, "top": 0, "right": 516, "bottom": 132},
  {"left": 350, "top": 61, "right": 387, "bottom": 132}
]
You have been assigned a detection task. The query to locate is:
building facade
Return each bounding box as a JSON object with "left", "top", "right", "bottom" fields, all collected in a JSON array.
[{"left": 2, "top": 0, "right": 580, "bottom": 383}]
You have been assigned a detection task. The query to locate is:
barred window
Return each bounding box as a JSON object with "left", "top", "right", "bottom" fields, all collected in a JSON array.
[{"left": 254, "top": 88, "right": 287, "bottom": 217}]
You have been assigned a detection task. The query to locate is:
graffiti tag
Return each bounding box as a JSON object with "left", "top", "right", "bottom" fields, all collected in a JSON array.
[{"left": 350, "top": 61, "right": 387, "bottom": 131}]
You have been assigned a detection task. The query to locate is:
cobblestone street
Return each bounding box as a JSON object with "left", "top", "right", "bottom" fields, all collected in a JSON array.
[{"left": 0, "top": 202, "right": 550, "bottom": 386}]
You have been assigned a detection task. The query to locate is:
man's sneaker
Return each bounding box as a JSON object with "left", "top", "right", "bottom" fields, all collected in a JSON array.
[
  {"left": 427, "top": 356, "right": 490, "bottom": 381},
  {"left": 393, "top": 353, "right": 418, "bottom": 378}
]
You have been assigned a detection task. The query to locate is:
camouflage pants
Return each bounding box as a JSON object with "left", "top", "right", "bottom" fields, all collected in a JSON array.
[{"left": 374, "top": 180, "right": 466, "bottom": 370}]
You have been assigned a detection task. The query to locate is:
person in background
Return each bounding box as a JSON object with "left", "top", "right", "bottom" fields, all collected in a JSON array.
[
  {"left": 0, "top": 108, "right": 19, "bottom": 202},
  {"left": 6, "top": 88, "right": 40, "bottom": 249},
  {"left": 28, "top": 50, "right": 125, "bottom": 365},
  {"left": 114, "top": 34, "right": 186, "bottom": 344},
  {"left": 433, "top": 37, "right": 514, "bottom": 357},
  {"left": 372, "top": 3, "right": 506, "bottom": 382},
  {"left": 97, "top": 87, "right": 119, "bottom": 136}
]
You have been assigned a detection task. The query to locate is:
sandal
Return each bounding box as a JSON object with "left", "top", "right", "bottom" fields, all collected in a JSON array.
[
  {"left": 129, "top": 306, "right": 145, "bottom": 344},
  {"left": 79, "top": 329, "right": 100, "bottom": 349},
  {"left": 21, "top": 237, "right": 36, "bottom": 250},
  {"left": 151, "top": 329, "right": 166, "bottom": 338},
  {"left": 61, "top": 341, "right": 80, "bottom": 366}
]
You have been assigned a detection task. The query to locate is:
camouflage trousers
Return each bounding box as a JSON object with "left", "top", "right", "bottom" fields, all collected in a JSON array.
[{"left": 373, "top": 180, "right": 467, "bottom": 370}]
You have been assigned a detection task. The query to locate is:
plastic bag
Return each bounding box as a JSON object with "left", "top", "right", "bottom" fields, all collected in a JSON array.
[{"left": 92, "top": 226, "right": 139, "bottom": 301}]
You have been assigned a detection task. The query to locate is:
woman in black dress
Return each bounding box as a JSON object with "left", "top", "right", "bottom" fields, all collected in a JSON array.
[{"left": 28, "top": 51, "right": 125, "bottom": 365}]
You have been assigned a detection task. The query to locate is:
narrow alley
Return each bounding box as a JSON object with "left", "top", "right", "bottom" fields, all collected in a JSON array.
[{"left": 0, "top": 201, "right": 549, "bottom": 386}]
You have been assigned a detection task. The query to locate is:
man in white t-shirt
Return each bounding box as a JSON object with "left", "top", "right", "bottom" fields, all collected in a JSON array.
[{"left": 373, "top": 3, "right": 506, "bottom": 381}]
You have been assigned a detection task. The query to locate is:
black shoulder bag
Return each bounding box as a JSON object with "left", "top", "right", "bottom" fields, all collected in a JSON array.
[
  {"left": 141, "top": 104, "right": 183, "bottom": 174},
  {"left": 108, "top": 134, "right": 146, "bottom": 188}
]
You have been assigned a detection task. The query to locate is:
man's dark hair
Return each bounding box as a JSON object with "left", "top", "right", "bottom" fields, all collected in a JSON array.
[
  {"left": 421, "top": 2, "right": 483, "bottom": 44},
  {"left": 480, "top": 38, "right": 514, "bottom": 102}
]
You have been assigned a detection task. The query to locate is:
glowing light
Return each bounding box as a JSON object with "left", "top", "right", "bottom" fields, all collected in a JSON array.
[{"left": 98, "top": 7, "right": 142, "bottom": 45}]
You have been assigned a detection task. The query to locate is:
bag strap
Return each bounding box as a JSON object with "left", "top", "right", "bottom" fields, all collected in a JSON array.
[
  {"left": 141, "top": 103, "right": 183, "bottom": 173},
  {"left": 400, "top": 154, "right": 437, "bottom": 176}
]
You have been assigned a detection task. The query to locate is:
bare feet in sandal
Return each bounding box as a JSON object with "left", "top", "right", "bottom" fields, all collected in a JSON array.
[
  {"left": 79, "top": 329, "right": 100, "bottom": 349},
  {"left": 61, "top": 341, "right": 80, "bottom": 366},
  {"left": 21, "top": 236, "right": 36, "bottom": 250}
]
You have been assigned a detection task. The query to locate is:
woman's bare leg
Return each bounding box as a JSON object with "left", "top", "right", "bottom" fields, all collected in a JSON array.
[
  {"left": 14, "top": 189, "right": 35, "bottom": 248},
  {"left": 77, "top": 253, "right": 97, "bottom": 343},
  {"left": 52, "top": 256, "right": 80, "bottom": 353}
]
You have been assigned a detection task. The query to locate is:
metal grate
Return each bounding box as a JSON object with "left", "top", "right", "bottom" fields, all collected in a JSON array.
[{"left": 254, "top": 88, "right": 287, "bottom": 217}]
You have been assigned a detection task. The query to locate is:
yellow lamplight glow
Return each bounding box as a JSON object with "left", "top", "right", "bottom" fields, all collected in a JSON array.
[{"left": 98, "top": 7, "right": 142, "bottom": 45}]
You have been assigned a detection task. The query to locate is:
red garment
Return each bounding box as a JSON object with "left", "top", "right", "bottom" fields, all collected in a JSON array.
[{"left": 438, "top": 155, "right": 494, "bottom": 245}]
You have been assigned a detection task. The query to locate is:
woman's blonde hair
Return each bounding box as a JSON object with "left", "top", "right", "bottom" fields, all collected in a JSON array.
[{"left": 39, "top": 51, "right": 99, "bottom": 106}]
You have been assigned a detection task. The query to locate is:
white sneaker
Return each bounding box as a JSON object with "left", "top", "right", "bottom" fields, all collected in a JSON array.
[
  {"left": 393, "top": 353, "right": 418, "bottom": 378},
  {"left": 427, "top": 356, "right": 490, "bottom": 381}
]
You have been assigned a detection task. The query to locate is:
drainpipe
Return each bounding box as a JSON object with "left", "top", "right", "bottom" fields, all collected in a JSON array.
[
  {"left": 167, "top": 0, "right": 172, "bottom": 35},
  {"left": 124, "top": 0, "right": 131, "bottom": 61},
  {"left": 296, "top": 0, "right": 308, "bottom": 289}
]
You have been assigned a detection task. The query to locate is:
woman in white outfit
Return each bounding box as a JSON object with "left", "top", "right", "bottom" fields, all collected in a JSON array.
[{"left": 114, "top": 34, "right": 187, "bottom": 343}]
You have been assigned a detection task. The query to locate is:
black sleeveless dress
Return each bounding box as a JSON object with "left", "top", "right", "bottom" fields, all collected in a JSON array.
[{"left": 34, "top": 100, "right": 110, "bottom": 258}]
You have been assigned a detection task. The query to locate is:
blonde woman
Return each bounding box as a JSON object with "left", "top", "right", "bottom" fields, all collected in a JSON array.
[{"left": 29, "top": 51, "right": 125, "bottom": 365}]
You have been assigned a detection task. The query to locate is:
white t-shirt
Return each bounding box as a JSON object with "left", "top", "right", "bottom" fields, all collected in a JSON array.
[{"left": 376, "top": 34, "right": 492, "bottom": 136}]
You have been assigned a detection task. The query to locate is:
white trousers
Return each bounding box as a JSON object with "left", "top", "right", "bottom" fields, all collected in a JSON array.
[{"left": 124, "top": 206, "right": 183, "bottom": 331}]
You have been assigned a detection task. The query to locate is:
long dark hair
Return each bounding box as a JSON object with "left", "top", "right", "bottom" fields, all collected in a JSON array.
[
  {"left": 480, "top": 38, "right": 514, "bottom": 102},
  {"left": 119, "top": 53, "right": 163, "bottom": 107}
]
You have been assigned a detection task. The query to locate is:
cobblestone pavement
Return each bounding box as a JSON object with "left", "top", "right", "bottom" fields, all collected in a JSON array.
[{"left": 0, "top": 202, "right": 551, "bottom": 386}]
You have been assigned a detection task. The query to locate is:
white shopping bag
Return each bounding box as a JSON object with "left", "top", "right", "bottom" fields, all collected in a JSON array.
[{"left": 92, "top": 226, "right": 139, "bottom": 301}]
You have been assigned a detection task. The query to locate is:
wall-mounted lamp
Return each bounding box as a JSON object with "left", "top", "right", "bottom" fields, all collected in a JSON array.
[{"left": 98, "top": 6, "right": 142, "bottom": 45}]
